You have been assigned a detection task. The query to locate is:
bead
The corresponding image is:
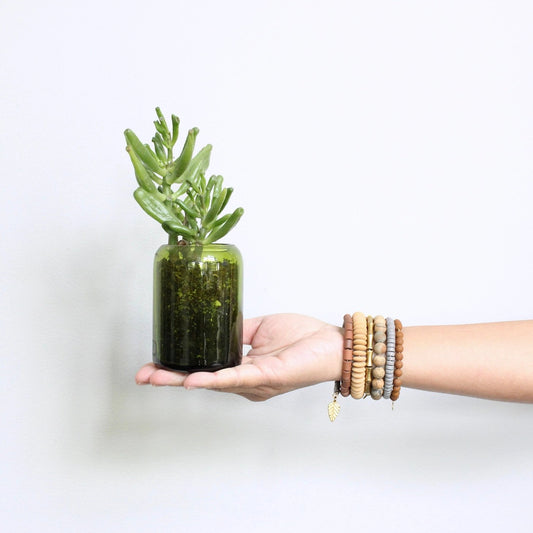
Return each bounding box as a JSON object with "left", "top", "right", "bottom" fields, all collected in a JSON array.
[
  {"left": 372, "top": 355, "right": 386, "bottom": 367},
  {"left": 372, "top": 378, "right": 385, "bottom": 389},
  {"left": 394, "top": 369, "right": 403, "bottom": 377},
  {"left": 374, "top": 342, "right": 386, "bottom": 354},
  {"left": 393, "top": 377, "right": 402, "bottom": 386},
  {"left": 341, "top": 314, "right": 356, "bottom": 395},
  {"left": 374, "top": 331, "right": 386, "bottom": 343},
  {"left": 371, "top": 389, "right": 383, "bottom": 400},
  {"left": 372, "top": 367, "right": 385, "bottom": 378}
]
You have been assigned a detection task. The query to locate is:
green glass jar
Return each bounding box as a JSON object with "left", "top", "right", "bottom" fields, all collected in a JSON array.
[{"left": 152, "top": 243, "right": 243, "bottom": 372}]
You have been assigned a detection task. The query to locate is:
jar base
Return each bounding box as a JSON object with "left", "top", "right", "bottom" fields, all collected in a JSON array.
[{"left": 153, "top": 361, "right": 240, "bottom": 373}]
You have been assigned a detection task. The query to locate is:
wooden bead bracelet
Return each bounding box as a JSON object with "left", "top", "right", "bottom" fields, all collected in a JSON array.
[
  {"left": 340, "top": 314, "right": 353, "bottom": 397},
  {"left": 328, "top": 312, "right": 405, "bottom": 421},
  {"left": 391, "top": 319, "right": 404, "bottom": 402},
  {"left": 351, "top": 312, "right": 368, "bottom": 400},
  {"left": 370, "top": 315, "right": 387, "bottom": 400}
]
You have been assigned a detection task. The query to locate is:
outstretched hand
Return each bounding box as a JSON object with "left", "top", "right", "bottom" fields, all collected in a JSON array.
[{"left": 135, "top": 314, "right": 343, "bottom": 401}]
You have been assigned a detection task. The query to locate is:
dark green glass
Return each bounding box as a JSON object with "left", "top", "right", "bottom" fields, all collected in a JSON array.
[{"left": 153, "top": 243, "right": 243, "bottom": 372}]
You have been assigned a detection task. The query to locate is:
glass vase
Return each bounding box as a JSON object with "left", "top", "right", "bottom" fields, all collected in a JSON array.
[{"left": 153, "top": 243, "right": 243, "bottom": 372}]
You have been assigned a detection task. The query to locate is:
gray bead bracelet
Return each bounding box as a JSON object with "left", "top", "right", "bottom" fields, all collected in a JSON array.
[{"left": 383, "top": 316, "right": 396, "bottom": 399}]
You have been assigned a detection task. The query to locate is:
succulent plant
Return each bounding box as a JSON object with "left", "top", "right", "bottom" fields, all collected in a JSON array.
[{"left": 125, "top": 108, "right": 243, "bottom": 244}]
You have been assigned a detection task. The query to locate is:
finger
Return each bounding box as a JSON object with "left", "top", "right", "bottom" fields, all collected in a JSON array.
[
  {"left": 149, "top": 368, "right": 188, "bottom": 387},
  {"left": 243, "top": 316, "right": 264, "bottom": 345},
  {"left": 135, "top": 363, "right": 158, "bottom": 384},
  {"left": 183, "top": 362, "right": 266, "bottom": 390}
]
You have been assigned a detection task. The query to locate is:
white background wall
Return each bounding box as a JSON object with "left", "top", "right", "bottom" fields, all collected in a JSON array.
[{"left": 1, "top": 1, "right": 532, "bottom": 531}]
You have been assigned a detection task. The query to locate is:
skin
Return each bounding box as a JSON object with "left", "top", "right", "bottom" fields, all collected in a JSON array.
[{"left": 136, "top": 314, "right": 533, "bottom": 403}]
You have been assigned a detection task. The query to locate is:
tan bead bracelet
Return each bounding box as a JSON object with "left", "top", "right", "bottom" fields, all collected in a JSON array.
[{"left": 351, "top": 312, "right": 368, "bottom": 400}]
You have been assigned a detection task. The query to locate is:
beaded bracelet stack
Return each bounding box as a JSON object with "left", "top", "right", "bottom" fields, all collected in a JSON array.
[{"left": 328, "top": 313, "right": 404, "bottom": 421}]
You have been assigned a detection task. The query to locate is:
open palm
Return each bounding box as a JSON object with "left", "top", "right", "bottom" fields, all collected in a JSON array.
[{"left": 135, "top": 313, "right": 343, "bottom": 401}]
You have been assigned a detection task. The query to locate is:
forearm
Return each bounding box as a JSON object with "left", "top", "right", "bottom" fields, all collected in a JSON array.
[{"left": 401, "top": 320, "right": 533, "bottom": 402}]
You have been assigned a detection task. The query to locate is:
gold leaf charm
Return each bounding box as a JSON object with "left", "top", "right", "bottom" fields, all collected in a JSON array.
[{"left": 328, "top": 398, "right": 340, "bottom": 422}]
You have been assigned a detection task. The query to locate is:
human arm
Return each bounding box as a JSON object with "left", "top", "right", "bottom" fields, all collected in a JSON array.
[
  {"left": 403, "top": 320, "right": 533, "bottom": 402},
  {"left": 135, "top": 314, "right": 533, "bottom": 403}
]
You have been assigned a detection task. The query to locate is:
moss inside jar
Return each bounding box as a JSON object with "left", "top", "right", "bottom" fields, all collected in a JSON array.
[{"left": 124, "top": 108, "right": 244, "bottom": 372}]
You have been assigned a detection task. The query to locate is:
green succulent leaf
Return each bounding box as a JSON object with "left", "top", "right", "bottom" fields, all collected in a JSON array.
[
  {"left": 162, "top": 220, "right": 198, "bottom": 241},
  {"left": 133, "top": 188, "right": 178, "bottom": 224},
  {"left": 152, "top": 133, "right": 166, "bottom": 162},
  {"left": 204, "top": 187, "right": 230, "bottom": 228},
  {"left": 206, "top": 175, "right": 217, "bottom": 194},
  {"left": 205, "top": 207, "right": 244, "bottom": 244},
  {"left": 124, "top": 129, "right": 163, "bottom": 175},
  {"left": 171, "top": 115, "right": 180, "bottom": 146},
  {"left": 126, "top": 146, "right": 157, "bottom": 193},
  {"left": 155, "top": 107, "right": 168, "bottom": 133},
  {"left": 213, "top": 175, "right": 223, "bottom": 197},
  {"left": 154, "top": 120, "right": 167, "bottom": 137},
  {"left": 219, "top": 187, "right": 233, "bottom": 213},
  {"left": 166, "top": 128, "right": 200, "bottom": 183},
  {"left": 176, "top": 144, "right": 212, "bottom": 191},
  {"left": 210, "top": 213, "right": 231, "bottom": 228},
  {"left": 175, "top": 198, "right": 200, "bottom": 220}
]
